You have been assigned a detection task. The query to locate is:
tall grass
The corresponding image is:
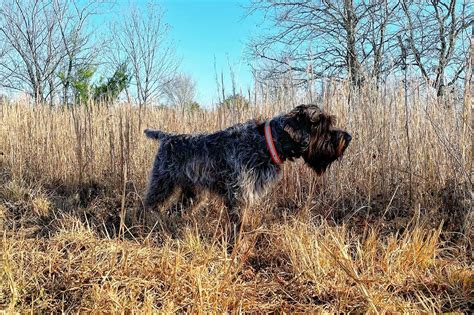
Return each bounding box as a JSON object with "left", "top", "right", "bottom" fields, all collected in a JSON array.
[{"left": 0, "top": 81, "right": 472, "bottom": 312}]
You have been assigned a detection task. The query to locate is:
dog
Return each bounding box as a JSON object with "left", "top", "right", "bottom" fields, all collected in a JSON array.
[{"left": 143, "top": 104, "right": 351, "bottom": 235}]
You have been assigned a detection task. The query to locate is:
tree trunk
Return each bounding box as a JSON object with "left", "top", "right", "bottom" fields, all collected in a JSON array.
[{"left": 344, "top": 0, "right": 361, "bottom": 86}]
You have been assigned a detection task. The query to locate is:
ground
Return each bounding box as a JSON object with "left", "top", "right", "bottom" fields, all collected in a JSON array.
[{"left": 1, "top": 87, "right": 472, "bottom": 312}]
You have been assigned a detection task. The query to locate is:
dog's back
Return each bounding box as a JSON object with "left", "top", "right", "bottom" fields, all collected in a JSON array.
[{"left": 143, "top": 120, "right": 271, "bottom": 190}]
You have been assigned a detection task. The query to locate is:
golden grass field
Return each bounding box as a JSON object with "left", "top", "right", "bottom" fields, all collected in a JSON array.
[{"left": 0, "top": 83, "right": 473, "bottom": 313}]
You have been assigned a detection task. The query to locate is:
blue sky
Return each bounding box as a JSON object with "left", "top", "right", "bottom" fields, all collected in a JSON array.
[
  {"left": 0, "top": 0, "right": 270, "bottom": 106},
  {"left": 90, "top": 0, "right": 264, "bottom": 106},
  {"left": 161, "top": 0, "right": 261, "bottom": 105}
]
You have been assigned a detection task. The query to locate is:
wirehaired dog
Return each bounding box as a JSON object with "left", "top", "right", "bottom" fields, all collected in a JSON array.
[{"left": 143, "top": 104, "right": 351, "bottom": 236}]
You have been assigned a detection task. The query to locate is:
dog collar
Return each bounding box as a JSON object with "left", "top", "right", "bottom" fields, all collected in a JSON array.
[{"left": 264, "top": 120, "right": 283, "bottom": 165}]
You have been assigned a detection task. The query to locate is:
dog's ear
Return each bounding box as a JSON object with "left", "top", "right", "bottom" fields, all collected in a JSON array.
[
  {"left": 283, "top": 118, "right": 308, "bottom": 145},
  {"left": 283, "top": 105, "right": 315, "bottom": 146},
  {"left": 283, "top": 104, "right": 335, "bottom": 146}
]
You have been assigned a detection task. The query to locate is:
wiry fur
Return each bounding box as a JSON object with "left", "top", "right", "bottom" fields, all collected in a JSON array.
[{"left": 143, "top": 104, "right": 351, "bottom": 235}]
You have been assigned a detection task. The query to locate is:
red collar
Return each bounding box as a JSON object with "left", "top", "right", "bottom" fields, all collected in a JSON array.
[{"left": 264, "top": 120, "right": 283, "bottom": 165}]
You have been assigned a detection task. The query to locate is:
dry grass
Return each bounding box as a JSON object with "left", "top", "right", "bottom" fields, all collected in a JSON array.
[{"left": 0, "top": 82, "right": 472, "bottom": 313}]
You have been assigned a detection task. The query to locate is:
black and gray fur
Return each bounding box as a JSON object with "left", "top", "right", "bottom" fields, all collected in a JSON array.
[{"left": 143, "top": 104, "right": 351, "bottom": 231}]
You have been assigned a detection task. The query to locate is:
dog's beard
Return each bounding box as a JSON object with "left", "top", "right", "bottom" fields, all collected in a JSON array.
[
  {"left": 302, "top": 138, "right": 348, "bottom": 175},
  {"left": 302, "top": 151, "right": 334, "bottom": 175}
]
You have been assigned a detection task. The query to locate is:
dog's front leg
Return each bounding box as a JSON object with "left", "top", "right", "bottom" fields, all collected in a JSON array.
[{"left": 223, "top": 194, "right": 242, "bottom": 245}]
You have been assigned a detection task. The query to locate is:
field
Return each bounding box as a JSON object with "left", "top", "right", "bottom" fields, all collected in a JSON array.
[{"left": 0, "top": 83, "right": 472, "bottom": 313}]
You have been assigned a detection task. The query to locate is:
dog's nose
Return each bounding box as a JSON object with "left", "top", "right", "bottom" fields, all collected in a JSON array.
[{"left": 344, "top": 133, "right": 352, "bottom": 143}]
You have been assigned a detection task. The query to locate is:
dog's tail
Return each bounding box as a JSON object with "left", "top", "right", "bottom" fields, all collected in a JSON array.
[{"left": 144, "top": 128, "right": 171, "bottom": 140}]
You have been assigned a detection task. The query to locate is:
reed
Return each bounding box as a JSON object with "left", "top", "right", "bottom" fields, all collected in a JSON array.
[{"left": 0, "top": 81, "right": 472, "bottom": 312}]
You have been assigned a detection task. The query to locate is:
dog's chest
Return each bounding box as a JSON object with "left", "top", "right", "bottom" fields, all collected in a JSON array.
[{"left": 239, "top": 163, "right": 282, "bottom": 204}]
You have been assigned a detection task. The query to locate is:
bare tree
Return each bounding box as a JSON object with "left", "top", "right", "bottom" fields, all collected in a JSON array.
[
  {"left": 109, "top": 1, "right": 179, "bottom": 107},
  {"left": 248, "top": 0, "right": 399, "bottom": 86},
  {"left": 0, "top": 0, "right": 64, "bottom": 104},
  {"left": 400, "top": 0, "right": 472, "bottom": 97},
  {"left": 163, "top": 73, "right": 197, "bottom": 109},
  {"left": 360, "top": 0, "right": 401, "bottom": 83},
  {"left": 54, "top": 0, "right": 103, "bottom": 105},
  {"left": 0, "top": 0, "right": 100, "bottom": 105}
]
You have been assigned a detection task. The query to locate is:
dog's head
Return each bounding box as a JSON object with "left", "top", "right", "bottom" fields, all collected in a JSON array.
[{"left": 283, "top": 104, "right": 351, "bottom": 174}]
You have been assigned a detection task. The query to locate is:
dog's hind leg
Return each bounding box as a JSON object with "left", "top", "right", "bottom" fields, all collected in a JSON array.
[
  {"left": 172, "top": 185, "right": 197, "bottom": 214},
  {"left": 144, "top": 170, "right": 175, "bottom": 209},
  {"left": 181, "top": 186, "right": 197, "bottom": 207}
]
